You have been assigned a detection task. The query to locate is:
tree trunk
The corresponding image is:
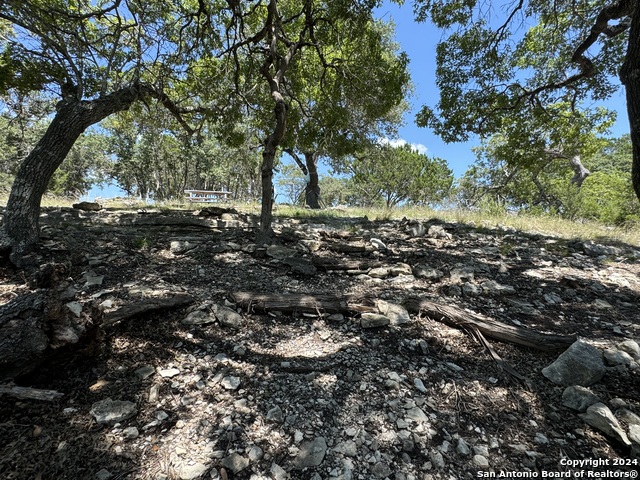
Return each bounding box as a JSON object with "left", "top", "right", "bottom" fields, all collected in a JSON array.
[
  {"left": 2, "top": 86, "right": 145, "bottom": 260},
  {"left": 304, "top": 151, "right": 321, "bottom": 209},
  {"left": 257, "top": 91, "right": 288, "bottom": 245},
  {"left": 621, "top": 5, "right": 640, "bottom": 203}
]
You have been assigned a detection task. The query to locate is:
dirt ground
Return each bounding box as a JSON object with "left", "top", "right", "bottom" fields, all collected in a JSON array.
[{"left": 0, "top": 206, "right": 639, "bottom": 480}]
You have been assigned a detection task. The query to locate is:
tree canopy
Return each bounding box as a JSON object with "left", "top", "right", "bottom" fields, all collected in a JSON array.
[
  {"left": 349, "top": 143, "right": 453, "bottom": 208},
  {"left": 412, "top": 0, "right": 640, "bottom": 201}
]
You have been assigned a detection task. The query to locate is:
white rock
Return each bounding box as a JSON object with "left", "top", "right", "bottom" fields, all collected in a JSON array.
[
  {"left": 158, "top": 368, "right": 181, "bottom": 378},
  {"left": 413, "top": 378, "right": 427, "bottom": 393},
  {"left": 177, "top": 462, "right": 209, "bottom": 479},
  {"left": 473, "top": 454, "right": 490, "bottom": 467},
  {"left": 292, "top": 437, "right": 327, "bottom": 469},
  {"left": 579, "top": 403, "right": 631, "bottom": 446},
  {"left": 221, "top": 376, "right": 240, "bottom": 390},
  {"left": 618, "top": 339, "right": 640, "bottom": 359},
  {"left": 95, "top": 469, "right": 112, "bottom": 480},
  {"left": 123, "top": 427, "right": 139, "bottom": 439},
  {"left": 370, "top": 238, "right": 386, "bottom": 250},
  {"left": 65, "top": 301, "right": 83, "bottom": 317},
  {"left": 90, "top": 398, "right": 137, "bottom": 425}
]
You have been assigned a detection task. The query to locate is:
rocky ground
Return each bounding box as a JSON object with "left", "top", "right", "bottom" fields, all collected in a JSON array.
[{"left": 0, "top": 205, "right": 639, "bottom": 480}]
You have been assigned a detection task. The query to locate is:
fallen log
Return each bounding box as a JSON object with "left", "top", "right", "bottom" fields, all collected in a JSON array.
[
  {"left": 0, "top": 384, "right": 64, "bottom": 401},
  {"left": 311, "top": 257, "right": 382, "bottom": 272},
  {"left": 403, "top": 297, "right": 576, "bottom": 352},
  {"left": 231, "top": 292, "right": 378, "bottom": 314},
  {"left": 101, "top": 292, "right": 193, "bottom": 327}
]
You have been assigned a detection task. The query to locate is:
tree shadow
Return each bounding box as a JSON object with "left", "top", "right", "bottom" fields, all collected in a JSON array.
[{"left": 1, "top": 208, "right": 639, "bottom": 479}]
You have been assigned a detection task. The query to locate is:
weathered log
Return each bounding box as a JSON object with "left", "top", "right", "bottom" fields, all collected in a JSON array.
[
  {"left": 326, "top": 242, "right": 372, "bottom": 254},
  {"left": 101, "top": 292, "right": 193, "bottom": 327},
  {"left": 0, "top": 384, "right": 64, "bottom": 401},
  {"left": 311, "top": 257, "right": 382, "bottom": 271},
  {"left": 231, "top": 292, "right": 377, "bottom": 314},
  {"left": 404, "top": 297, "right": 576, "bottom": 352}
]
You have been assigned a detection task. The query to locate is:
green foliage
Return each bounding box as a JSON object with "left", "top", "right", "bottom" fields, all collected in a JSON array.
[
  {"left": 350, "top": 143, "right": 453, "bottom": 207},
  {"left": 284, "top": 18, "right": 411, "bottom": 164},
  {"left": 457, "top": 134, "right": 639, "bottom": 225},
  {"left": 0, "top": 90, "right": 107, "bottom": 196},
  {"left": 413, "top": 0, "right": 629, "bottom": 140},
  {"left": 575, "top": 172, "right": 640, "bottom": 225},
  {"left": 103, "top": 106, "right": 261, "bottom": 201},
  {"left": 275, "top": 163, "right": 307, "bottom": 205},
  {"left": 47, "top": 131, "right": 110, "bottom": 196}
]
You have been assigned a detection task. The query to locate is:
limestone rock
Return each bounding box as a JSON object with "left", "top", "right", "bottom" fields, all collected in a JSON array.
[
  {"left": 412, "top": 264, "right": 444, "bottom": 281},
  {"left": 368, "top": 267, "right": 390, "bottom": 279},
  {"left": 603, "top": 348, "right": 635, "bottom": 367},
  {"left": 212, "top": 304, "right": 243, "bottom": 329},
  {"left": 221, "top": 453, "right": 249, "bottom": 474},
  {"left": 562, "top": 386, "right": 602, "bottom": 412},
  {"left": 266, "top": 405, "right": 284, "bottom": 423},
  {"left": 618, "top": 339, "right": 640, "bottom": 359},
  {"left": 360, "top": 313, "right": 390, "bottom": 329},
  {"left": 282, "top": 257, "right": 317, "bottom": 276},
  {"left": 90, "top": 398, "right": 137, "bottom": 425},
  {"left": 542, "top": 341, "right": 606, "bottom": 386},
  {"left": 376, "top": 300, "right": 410, "bottom": 325},
  {"left": 449, "top": 266, "right": 474, "bottom": 283},
  {"left": 266, "top": 245, "right": 297, "bottom": 260},
  {"left": 182, "top": 309, "right": 215, "bottom": 325},
  {"left": 73, "top": 201, "right": 101, "bottom": 211},
  {"left": 177, "top": 462, "right": 209, "bottom": 480},
  {"left": 292, "top": 437, "right": 327, "bottom": 469},
  {"left": 579, "top": 403, "right": 631, "bottom": 446},
  {"left": 480, "top": 280, "right": 516, "bottom": 295}
]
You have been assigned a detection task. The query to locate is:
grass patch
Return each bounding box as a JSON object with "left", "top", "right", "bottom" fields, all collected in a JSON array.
[{"left": 1, "top": 194, "right": 638, "bottom": 247}]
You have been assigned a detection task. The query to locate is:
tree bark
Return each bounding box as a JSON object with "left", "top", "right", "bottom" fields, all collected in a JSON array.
[
  {"left": 568, "top": 155, "right": 590, "bottom": 187},
  {"left": 304, "top": 151, "right": 321, "bottom": 209},
  {"left": 620, "top": 3, "right": 640, "bottom": 203},
  {"left": 2, "top": 85, "right": 148, "bottom": 260},
  {"left": 257, "top": 91, "right": 287, "bottom": 244}
]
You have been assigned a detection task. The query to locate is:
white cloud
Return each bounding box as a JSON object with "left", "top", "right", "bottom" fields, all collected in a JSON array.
[{"left": 378, "top": 137, "right": 428, "bottom": 155}]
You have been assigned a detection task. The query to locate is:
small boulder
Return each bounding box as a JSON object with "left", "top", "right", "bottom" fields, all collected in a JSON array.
[
  {"left": 617, "top": 339, "right": 640, "bottom": 360},
  {"left": 90, "top": 398, "right": 137, "bottom": 425},
  {"left": 542, "top": 341, "right": 606, "bottom": 386},
  {"left": 579, "top": 403, "right": 631, "bottom": 446},
  {"left": 360, "top": 313, "right": 390, "bottom": 329},
  {"left": 73, "top": 201, "right": 101, "bottom": 211},
  {"left": 562, "top": 385, "right": 601, "bottom": 412},
  {"left": 212, "top": 304, "right": 243, "bottom": 329},
  {"left": 292, "top": 437, "right": 327, "bottom": 469}
]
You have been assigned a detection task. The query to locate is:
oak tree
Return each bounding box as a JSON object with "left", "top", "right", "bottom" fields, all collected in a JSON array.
[{"left": 413, "top": 0, "right": 640, "bottom": 203}]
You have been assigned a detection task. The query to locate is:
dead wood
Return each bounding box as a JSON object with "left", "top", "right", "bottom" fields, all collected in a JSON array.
[
  {"left": 232, "top": 292, "right": 377, "bottom": 314},
  {"left": 404, "top": 297, "right": 576, "bottom": 352},
  {"left": 311, "top": 257, "right": 382, "bottom": 271},
  {"left": 101, "top": 293, "right": 193, "bottom": 327},
  {"left": 325, "top": 241, "right": 372, "bottom": 254},
  {"left": 0, "top": 384, "right": 64, "bottom": 401}
]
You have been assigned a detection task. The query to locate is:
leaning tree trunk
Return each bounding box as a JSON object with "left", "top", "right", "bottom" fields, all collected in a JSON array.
[
  {"left": 304, "top": 151, "right": 321, "bottom": 209},
  {"left": 621, "top": 4, "right": 640, "bottom": 203},
  {"left": 2, "top": 86, "right": 145, "bottom": 261}
]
